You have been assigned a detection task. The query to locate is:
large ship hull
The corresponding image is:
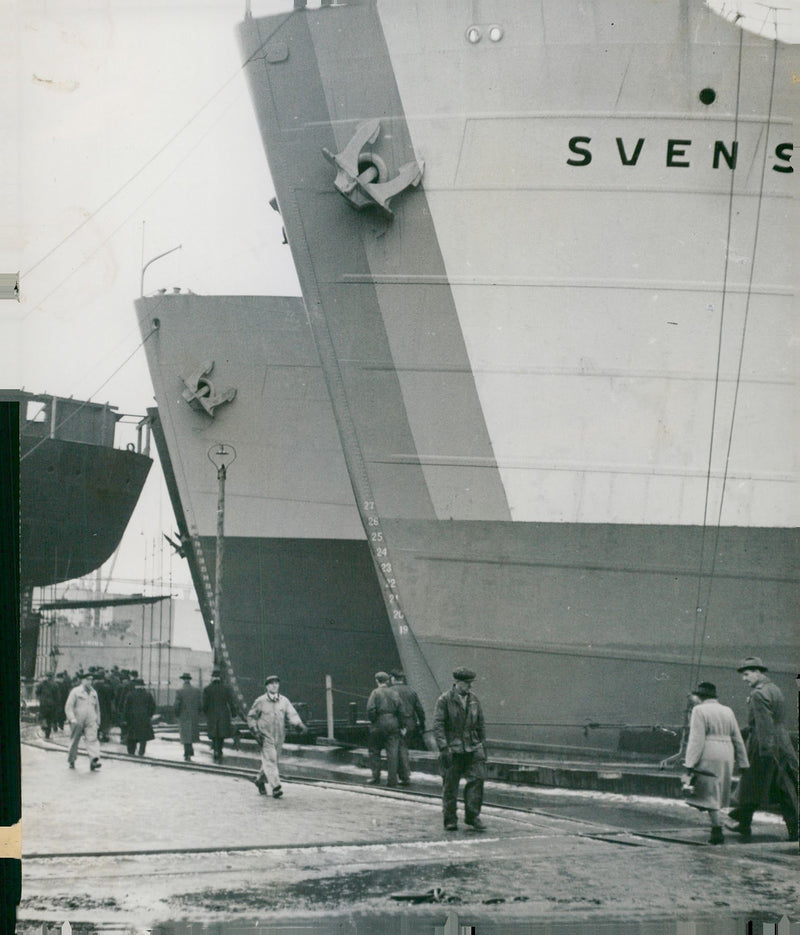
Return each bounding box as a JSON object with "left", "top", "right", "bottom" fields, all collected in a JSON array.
[
  {"left": 19, "top": 437, "right": 152, "bottom": 589},
  {"left": 0, "top": 391, "right": 152, "bottom": 679},
  {"left": 237, "top": 1, "right": 798, "bottom": 750},
  {"left": 135, "top": 295, "right": 399, "bottom": 716},
  {"left": 0, "top": 391, "right": 153, "bottom": 590}
]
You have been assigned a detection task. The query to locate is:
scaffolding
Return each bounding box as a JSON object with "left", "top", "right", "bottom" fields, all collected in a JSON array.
[{"left": 35, "top": 594, "right": 173, "bottom": 705}]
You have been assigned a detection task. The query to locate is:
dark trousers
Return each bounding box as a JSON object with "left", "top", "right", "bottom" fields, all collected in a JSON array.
[
  {"left": 40, "top": 714, "right": 56, "bottom": 739},
  {"left": 368, "top": 725, "right": 400, "bottom": 785},
  {"left": 183, "top": 743, "right": 194, "bottom": 758},
  {"left": 730, "top": 794, "right": 798, "bottom": 837},
  {"left": 729, "top": 801, "right": 798, "bottom": 836},
  {"left": 398, "top": 733, "right": 411, "bottom": 782},
  {"left": 730, "top": 752, "right": 799, "bottom": 836},
  {"left": 126, "top": 740, "right": 147, "bottom": 756},
  {"left": 211, "top": 737, "right": 225, "bottom": 761},
  {"left": 442, "top": 751, "right": 486, "bottom": 826}
]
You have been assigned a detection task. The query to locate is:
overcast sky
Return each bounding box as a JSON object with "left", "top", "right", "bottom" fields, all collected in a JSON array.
[
  {"left": 3, "top": 0, "right": 302, "bottom": 625},
  {"left": 2, "top": 0, "right": 797, "bottom": 640}
]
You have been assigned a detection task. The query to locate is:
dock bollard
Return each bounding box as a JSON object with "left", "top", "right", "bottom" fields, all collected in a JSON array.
[{"left": 325, "top": 674, "right": 334, "bottom": 742}]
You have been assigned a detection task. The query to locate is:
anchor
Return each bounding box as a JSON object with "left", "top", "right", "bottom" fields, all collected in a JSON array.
[
  {"left": 180, "top": 361, "right": 236, "bottom": 417},
  {"left": 322, "top": 118, "right": 424, "bottom": 218}
]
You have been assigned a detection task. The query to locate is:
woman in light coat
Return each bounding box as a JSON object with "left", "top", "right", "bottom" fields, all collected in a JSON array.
[{"left": 683, "top": 681, "right": 749, "bottom": 844}]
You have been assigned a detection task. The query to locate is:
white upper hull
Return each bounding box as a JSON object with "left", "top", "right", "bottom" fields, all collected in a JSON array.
[{"left": 363, "top": 0, "right": 798, "bottom": 527}]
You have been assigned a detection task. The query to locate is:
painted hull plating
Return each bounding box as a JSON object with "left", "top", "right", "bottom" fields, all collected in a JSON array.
[
  {"left": 0, "top": 391, "right": 153, "bottom": 589},
  {"left": 135, "top": 295, "right": 399, "bottom": 715},
  {"left": 20, "top": 438, "right": 152, "bottom": 588},
  {"left": 237, "top": 1, "right": 798, "bottom": 749}
]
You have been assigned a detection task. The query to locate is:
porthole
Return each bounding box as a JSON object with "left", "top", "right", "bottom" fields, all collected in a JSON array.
[
  {"left": 488, "top": 24, "right": 504, "bottom": 42},
  {"left": 466, "top": 26, "right": 481, "bottom": 44},
  {"left": 699, "top": 88, "right": 716, "bottom": 105}
]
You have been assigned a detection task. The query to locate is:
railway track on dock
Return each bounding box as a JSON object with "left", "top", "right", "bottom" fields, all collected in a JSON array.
[
  {"left": 22, "top": 728, "right": 768, "bottom": 855},
  {"left": 19, "top": 730, "right": 799, "bottom": 925}
]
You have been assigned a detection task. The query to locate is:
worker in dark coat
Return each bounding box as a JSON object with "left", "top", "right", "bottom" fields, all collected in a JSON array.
[
  {"left": 35, "top": 675, "right": 61, "bottom": 739},
  {"left": 56, "top": 672, "right": 71, "bottom": 730},
  {"left": 366, "top": 671, "right": 402, "bottom": 787},
  {"left": 728, "top": 657, "right": 798, "bottom": 841},
  {"left": 390, "top": 670, "right": 426, "bottom": 787},
  {"left": 92, "top": 670, "right": 115, "bottom": 742},
  {"left": 116, "top": 671, "right": 136, "bottom": 744},
  {"left": 682, "top": 682, "right": 749, "bottom": 844},
  {"left": 202, "top": 669, "right": 238, "bottom": 763},
  {"left": 122, "top": 678, "right": 156, "bottom": 756},
  {"left": 433, "top": 666, "right": 487, "bottom": 832},
  {"left": 174, "top": 672, "right": 202, "bottom": 761}
]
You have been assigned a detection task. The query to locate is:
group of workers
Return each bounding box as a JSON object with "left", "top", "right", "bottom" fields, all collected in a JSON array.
[
  {"left": 365, "top": 667, "right": 486, "bottom": 831},
  {"left": 35, "top": 667, "right": 160, "bottom": 767},
  {"left": 34, "top": 666, "right": 142, "bottom": 742},
  {"left": 43, "top": 666, "right": 240, "bottom": 771},
  {"left": 238, "top": 664, "right": 487, "bottom": 832},
  {"left": 361, "top": 657, "right": 798, "bottom": 840},
  {"left": 43, "top": 654, "right": 796, "bottom": 841}
]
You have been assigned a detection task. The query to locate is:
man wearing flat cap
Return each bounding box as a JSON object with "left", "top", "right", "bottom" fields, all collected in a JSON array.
[
  {"left": 64, "top": 671, "right": 102, "bottom": 771},
  {"left": 433, "top": 667, "right": 487, "bottom": 831},
  {"left": 728, "top": 657, "right": 798, "bottom": 840},
  {"left": 247, "top": 676, "right": 307, "bottom": 798},
  {"left": 365, "top": 671, "right": 402, "bottom": 787}
]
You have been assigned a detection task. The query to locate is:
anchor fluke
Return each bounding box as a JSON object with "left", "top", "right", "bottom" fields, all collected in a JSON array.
[
  {"left": 322, "top": 118, "right": 423, "bottom": 218},
  {"left": 180, "top": 361, "right": 237, "bottom": 417}
]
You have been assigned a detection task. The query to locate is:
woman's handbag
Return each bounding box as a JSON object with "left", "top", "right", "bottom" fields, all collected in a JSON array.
[{"left": 681, "top": 766, "right": 715, "bottom": 797}]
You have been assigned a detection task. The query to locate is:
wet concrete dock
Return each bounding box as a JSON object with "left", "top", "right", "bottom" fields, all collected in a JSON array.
[{"left": 17, "top": 729, "right": 799, "bottom": 934}]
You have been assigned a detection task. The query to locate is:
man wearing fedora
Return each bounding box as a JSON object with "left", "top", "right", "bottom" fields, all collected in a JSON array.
[
  {"left": 247, "top": 675, "right": 308, "bottom": 798},
  {"left": 433, "top": 666, "right": 487, "bottom": 831},
  {"left": 174, "top": 672, "right": 202, "bottom": 762},
  {"left": 728, "top": 657, "right": 798, "bottom": 841},
  {"left": 203, "top": 668, "right": 238, "bottom": 763},
  {"left": 122, "top": 678, "right": 156, "bottom": 757}
]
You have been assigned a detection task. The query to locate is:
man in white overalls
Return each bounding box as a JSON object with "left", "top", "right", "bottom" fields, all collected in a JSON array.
[
  {"left": 64, "top": 672, "right": 102, "bottom": 771},
  {"left": 246, "top": 675, "right": 307, "bottom": 799}
]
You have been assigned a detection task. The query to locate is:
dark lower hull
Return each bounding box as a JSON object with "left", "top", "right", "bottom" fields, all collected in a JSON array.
[
  {"left": 148, "top": 409, "right": 400, "bottom": 717},
  {"left": 199, "top": 535, "right": 400, "bottom": 717},
  {"left": 384, "top": 518, "right": 798, "bottom": 748},
  {"left": 20, "top": 437, "right": 152, "bottom": 589}
]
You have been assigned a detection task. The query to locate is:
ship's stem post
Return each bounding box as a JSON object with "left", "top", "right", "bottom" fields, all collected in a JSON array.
[
  {"left": 214, "top": 462, "right": 225, "bottom": 668},
  {"left": 208, "top": 444, "right": 236, "bottom": 668}
]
